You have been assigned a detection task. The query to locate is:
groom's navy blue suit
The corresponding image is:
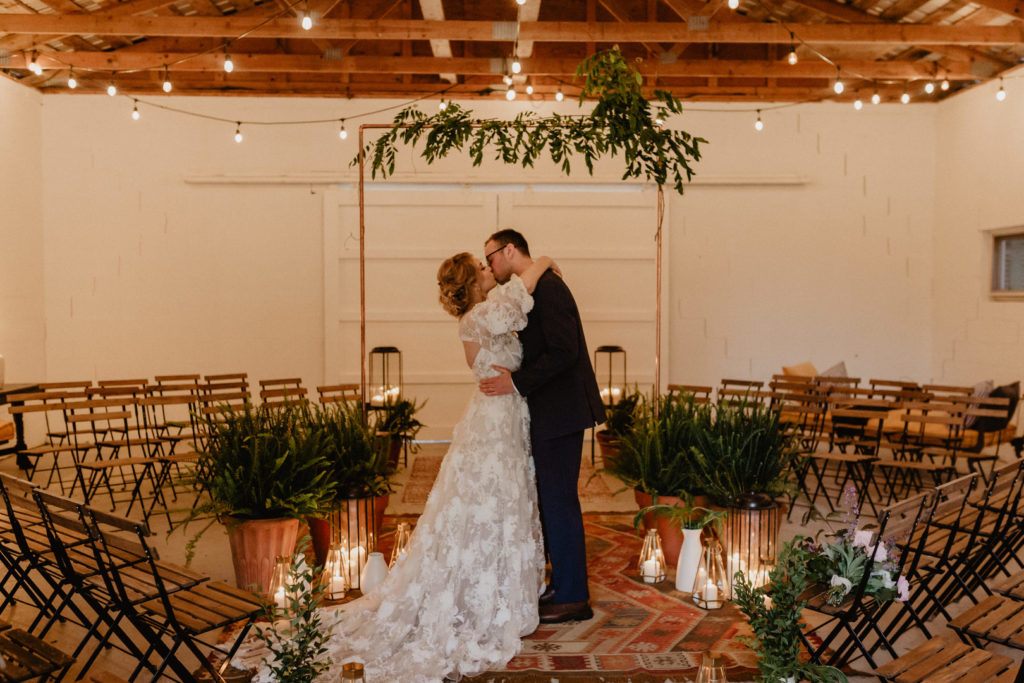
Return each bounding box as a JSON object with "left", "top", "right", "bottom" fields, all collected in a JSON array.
[{"left": 511, "top": 270, "right": 605, "bottom": 604}]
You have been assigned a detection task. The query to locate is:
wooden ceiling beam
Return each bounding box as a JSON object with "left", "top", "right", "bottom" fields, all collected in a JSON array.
[
  {"left": 1, "top": 16, "right": 1021, "bottom": 45},
  {"left": 12, "top": 51, "right": 976, "bottom": 79},
  {"left": 970, "top": 0, "right": 1024, "bottom": 19},
  {"left": 417, "top": 0, "right": 455, "bottom": 82}
]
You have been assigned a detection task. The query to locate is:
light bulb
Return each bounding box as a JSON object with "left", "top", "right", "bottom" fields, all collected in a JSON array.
[
  {"left": 67, "top": 73, "right": 77, "bottom": 89},
  {"left": 754, "top": 111, "right": 763, "bottom": 131},
  {"left": 234, "top": 125, "right": 243, "bottom": 143},
  {"left": 224, "top": 54, "right": 234, "bottom": 73},
  {"left": 728, "top": 0, "right": 738, "bottom": 8},
  {"left": 511, "top": 60, "right": 521, "bottom": 74},
  {"left": 506, "top": 87, "right": 516, "bottom": 101},
  {"left": 516, "top": 0, "right": 526, "bottom": 4},
  {"left": 163, "top": 78, "right": 172, "bottom": 92},
  {"left": 941, "top": 78, "right": 950, "bottom": 91},
  {"left": 834, "top": 78, "right": 844, "bottom": 95},
  {"left": 301, "top": 13, "right": 313, "bottom": 30},
  {"left": 871, "top": 91, "right": 881, "bottom": 105},
  {"left": 439, "top": 99, "right": 447, "bottom": 110},
  {"left": 526, "top": 84, "right": 533, "bottom": 95},
  {"left": 28, "top": 53, "right": 42, "bottom": 75},
  {"left": 655, "top": 116, "right": 664, "bottom": 126},
  {"left": 853, "top": 99, "right": 863, "bottom": 110},
  {"left": 503, "top": 74, "right": 512, "bottom": 86},
  {"left": 901, "top": 91, "right": 910, "bottom": 104},
  {"left": 555, "top": 88, "right": 564, "bottom": 102},
  {"left": 787, "top": 49, "right": 797, "bottom": 66},
  {"left": 131, "top": 104, "right": 140, "bottom": 120},
  {"left": 339, "top": 121, "right": 348, "bottom": 139},
  {"left": 107, "top": 83, "right": 117, "bottom": 96},
  {"left": 997, "top": 85, "right": 1006, "bottom": 101},
  {"left": 924, "top": 81, "right": 935, "bottom": 94}
]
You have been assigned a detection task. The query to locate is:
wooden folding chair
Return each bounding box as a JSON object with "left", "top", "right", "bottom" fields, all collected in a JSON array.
[
  {"left": 666, "top": 384, "right": 713, "bottom": 404},
  {"left": 0, "top": 624, "right": 75, "bottom": 682},
  {"left": 259, "top": 377, "right": 308, "bottom": 408},
  {"left": 874, "top": 634, "right": 1023, "bottom": 683},
  {"left": 317, "top": 383, "right": 361, "bottom": 405}
]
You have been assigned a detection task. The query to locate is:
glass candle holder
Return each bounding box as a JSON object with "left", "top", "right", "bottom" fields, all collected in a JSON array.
[
  {"left": 341, "top": 662, "right": 365, "bottom": 681},
  {"left": 697, "top": 650, "right": 727, "bottom": 683},
  {"left": 638, "top": 528, "right": 667, "bottom": 583},
  {"left": 390, "top": 521, "right": 412, "bottom": 567},
  {"left": 323, "top": 543, "right": 349, "bottom": 600},
  {"left": 269, "top": 555, "right": 291, "bottom": 612},
  {"left": 693, "top": 538, "right": 729, "bottom": 609}
]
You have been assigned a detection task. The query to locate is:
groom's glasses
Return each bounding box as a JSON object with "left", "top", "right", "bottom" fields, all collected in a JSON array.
[{"left": 485, "top": 244, "right": 505, "bottom": 266}]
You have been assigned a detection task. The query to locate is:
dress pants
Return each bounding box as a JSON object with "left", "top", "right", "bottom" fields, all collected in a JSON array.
[{"left": 532, "top": 430, "right": 589, "bottom": 604}]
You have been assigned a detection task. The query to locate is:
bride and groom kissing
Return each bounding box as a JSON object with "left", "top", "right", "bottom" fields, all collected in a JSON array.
[{"left": 253, "top": 228, "right": 605, "bottom": 683}]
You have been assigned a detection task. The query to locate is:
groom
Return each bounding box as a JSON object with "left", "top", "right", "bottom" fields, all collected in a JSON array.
[{"left": 479, "top": 229, "right": 605, "bottom": 623}]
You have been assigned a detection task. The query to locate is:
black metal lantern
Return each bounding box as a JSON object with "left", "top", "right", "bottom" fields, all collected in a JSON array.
[
  {"left": 368, "top": 346, "right": 402, "bottom": 407},
  {"left": 593, "top": 345, "right": 627, "bottom": 407}
]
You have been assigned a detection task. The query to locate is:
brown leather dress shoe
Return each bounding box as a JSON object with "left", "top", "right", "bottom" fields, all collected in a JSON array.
[
  {"left": 539, "top": 601, "right": 593, "bottom": 624},
  {"left": 539, "top": 586, "right": 556, "bottom": 606}
]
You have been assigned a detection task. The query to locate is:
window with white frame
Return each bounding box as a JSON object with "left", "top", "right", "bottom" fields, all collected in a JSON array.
[{"left": 992, "top": 230, "right": 1024, "bottom": 294}]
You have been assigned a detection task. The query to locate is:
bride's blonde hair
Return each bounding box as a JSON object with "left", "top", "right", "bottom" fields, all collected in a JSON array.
[{"left": 437, "top": 252, "right": 477, "bottom": 318}]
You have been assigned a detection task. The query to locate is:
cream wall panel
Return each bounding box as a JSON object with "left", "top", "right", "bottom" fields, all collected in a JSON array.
[
  {"left": 0, "top": 78, "right": 45, "bottom": 386},
  {"left": 933, "top": 81, "right": 1024, "bottom": 387}
]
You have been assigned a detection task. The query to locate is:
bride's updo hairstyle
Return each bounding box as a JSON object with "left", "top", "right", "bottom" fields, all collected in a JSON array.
[{"left": 437, "top": 252, "right": 477, "bottom": 318}]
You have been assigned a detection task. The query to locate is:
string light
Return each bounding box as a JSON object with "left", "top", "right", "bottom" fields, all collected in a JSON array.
[
  {"left": 224, "top": 50, "right": 234, "bottom": 73},
  {"left": 872, "top": 90, "right": 881, "bottom": 105},
  {"left": 67, "top": 69, "right": 77, "bottom": 89},
  {"left": 132, "top": 101, "right": 140, "bottom": 120},
  {"left": 853, "top": 98, "right": 862, "bottom": 110},
  {"left": 941, "top": 78, "right": 950, "bottom": 91},
  {"left": 28, "top": 52, "right": 42, "bottom": 75},
  {"left": 300, "top": 10, "right": 313, "bottom": 30},
  {"left": 526, "top": 84, "right": 534, "bottom": 95},
  {"left": 924, "top": 81, "right": 935, "bottom": 94},
  {"left": 439, "top": 99, "right": 447, "bottom": 110},
  {"left": 900, "top": 91, "right": 910, "bottom": 104},
  {"left": 339, "top": 119, "right": 348, "bottom": 139},
  {"left": 162, "top": 66, "right": 172, "bottom": 93},
  {"left": 997, "top": 78, "right": 1006, "bottom": 101},
  {"left": 107, "top": 82, "right": 117, "bottom": 96},
  {"left": 655, "top": 115, "right": 664, "bottom": 126},
  {"left": 506, "top": 86, "right": 516, "bottom": 101},
  {"left": 503, "top": 74, "right": 513, "bottom": 86},
  {"left": 511, "top": 59, "right": 522, "bottom": 74},
  {"left": 787, "top": 33, "right": 797, "bottom": 65},
  {"left": 555, "top": 88, "right": 564, "bottom": 102},
  {"left": 234, "top": 122, "right": 243, "bottom": 143},
  {"left": 833, "top": 68, "right": 844, "bottom": 95},
  {"left": 516, "top": 0, "right": 526, "bottom": 4},
  {"left": 728, "top": 0, "right": 739, "bottom": 9},
  {"left": 754, "top": 110, "right": 763, "bottom": 131}
]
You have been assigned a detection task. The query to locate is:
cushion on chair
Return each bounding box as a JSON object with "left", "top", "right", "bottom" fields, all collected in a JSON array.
[
  {"left": 973, "top": 381, "right": 1020, "bottom": 433},
  {"left": 963, "top": 380, "right": 995, "bottom": 429},
  {"left": 782, "top": 361, "right": 818, "bottom": 377},
  {"left": 820, "top": 361, "right": 848, "bottom": 378},
  {"left": 0, "top": 420, "right": 13, "bottom": 443}
]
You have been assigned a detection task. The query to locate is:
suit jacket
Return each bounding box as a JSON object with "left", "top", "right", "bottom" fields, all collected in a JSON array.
[{"left": 511, "top": 270, "right": 605, "bottom": 440}]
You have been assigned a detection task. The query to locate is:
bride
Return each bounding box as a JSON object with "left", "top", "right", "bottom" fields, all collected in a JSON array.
[{"left": 286, "top": 252, "right": 555, "bottom": 682}]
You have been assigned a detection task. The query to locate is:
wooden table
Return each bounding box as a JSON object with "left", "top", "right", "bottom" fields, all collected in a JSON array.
[{"left": 0, "top": 384, "right": 40, "bottom": 461}]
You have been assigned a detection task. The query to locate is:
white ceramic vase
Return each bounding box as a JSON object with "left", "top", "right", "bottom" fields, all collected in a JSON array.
[
  {"left": 675, "top": 527, "right": 703, "bottom": 593},
  {"left": 360, "top": 551, "right": 389, "bottom": 594}
]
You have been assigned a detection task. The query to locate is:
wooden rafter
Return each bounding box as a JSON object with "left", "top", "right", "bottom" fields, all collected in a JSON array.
[{"left": 1, "top": 17, "right": 1021, "bottom": 45}]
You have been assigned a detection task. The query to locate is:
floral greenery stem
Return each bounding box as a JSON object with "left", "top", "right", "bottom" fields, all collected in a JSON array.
[
  {"left": 255, "top": 538, "right": 334, "bottom": 683},
  {"left": 352, "top": 47, "right": 706, "bottom": 196}
]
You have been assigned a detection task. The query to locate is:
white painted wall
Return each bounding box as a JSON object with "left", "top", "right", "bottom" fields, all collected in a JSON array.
[
  {"left": 933, "top": 78, "right": 1024, "bottom": 387},
  {"left": 6, "top": 90, "right": 944, "bottom": 436},
  {"left": 0, "top": 76, "right": 45, "bottom": 386}
]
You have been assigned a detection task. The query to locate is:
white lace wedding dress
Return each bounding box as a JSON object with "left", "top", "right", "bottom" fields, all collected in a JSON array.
[{"left": 249, "top": 275, "right": 545, "bottom": 683}]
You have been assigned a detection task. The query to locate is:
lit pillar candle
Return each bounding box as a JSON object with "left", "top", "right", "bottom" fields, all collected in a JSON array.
[
  {"left": 704, "top": 579, "right": 718, "bottom": 603},
  {"left": 642, "top": 559, "right": 659, "bottom": 583}
]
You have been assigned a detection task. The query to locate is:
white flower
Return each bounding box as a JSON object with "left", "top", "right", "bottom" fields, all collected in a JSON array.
[
  {"left": 897, "top": 575, "right": 910, "bottom": 601},
  {"left": 871, "top": 543, "right": 888, "bottom": 563},
  {"left": 874, "top": 569, "right": 896, "bottom": 589},
  {"left": 852, "top": 529, "right": 874, "bottom": 548},
  {"left": 830, "top": 574, "right": 853, "bottom": 595}
]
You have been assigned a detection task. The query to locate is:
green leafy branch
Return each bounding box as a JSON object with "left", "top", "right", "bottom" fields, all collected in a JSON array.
[{"left": 352, "top": 48, "right": 706, "bottom": 195}]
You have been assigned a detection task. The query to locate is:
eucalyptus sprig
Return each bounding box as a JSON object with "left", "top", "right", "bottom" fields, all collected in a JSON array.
[{"left": 353, "top": 48, "right": 706, "bottom": 196}]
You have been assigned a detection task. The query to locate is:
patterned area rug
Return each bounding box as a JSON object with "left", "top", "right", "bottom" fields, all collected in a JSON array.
[
  {"left": 372, "top": 515, "right": 762, "bottom": 683},
  {"left": 387, "top": 443, "right": 637, "bottom": 516}
]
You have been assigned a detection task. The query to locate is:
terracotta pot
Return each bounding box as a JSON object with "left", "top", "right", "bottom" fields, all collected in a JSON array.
[
  {"left": 223, "top": 516, "right": 300, "bottom": 598},
  {"left": 374, "top": 493, "right": 389, "bottom": 535},
  {"left": 386, "top": 439, "right": 403, "bottom": 469},
  {"left": 596, "top": 431, "right": 621, "bottom": 468}
]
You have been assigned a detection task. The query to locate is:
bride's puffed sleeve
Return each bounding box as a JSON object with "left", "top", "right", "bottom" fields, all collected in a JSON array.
[{"left": 459, "top": 274, "right": 533, "bottom": 342}]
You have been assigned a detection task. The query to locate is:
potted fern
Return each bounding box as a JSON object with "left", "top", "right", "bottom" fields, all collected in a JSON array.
[
  {"left": 595, "top": 390, "right": 642, "bottom": 467},
  {"left": 192, "top": 402, "right": 335, "bottom": 598}
]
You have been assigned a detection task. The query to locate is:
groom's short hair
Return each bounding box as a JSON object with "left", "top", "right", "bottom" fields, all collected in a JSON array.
[{"left": 488, "top": 229, "right": 531, "bottom": 257}]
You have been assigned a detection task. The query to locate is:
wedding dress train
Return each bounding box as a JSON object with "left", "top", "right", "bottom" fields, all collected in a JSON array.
[{"left": 251, "top": 275, "right": 545, "bottom": 683}]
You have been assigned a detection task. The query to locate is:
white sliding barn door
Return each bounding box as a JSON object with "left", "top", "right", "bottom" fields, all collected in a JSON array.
[{"left": 324, "top": 185, "right": 664, "bottom": 439}]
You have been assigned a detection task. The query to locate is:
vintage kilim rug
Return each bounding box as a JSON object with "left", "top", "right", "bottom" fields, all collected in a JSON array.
[{"left": 373, "top": 515, "right": 763, "bottom": 683}]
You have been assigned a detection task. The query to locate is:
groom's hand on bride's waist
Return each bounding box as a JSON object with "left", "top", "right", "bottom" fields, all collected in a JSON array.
[{"left": 479, "top": 365, "right": 516, "bottom": 396}]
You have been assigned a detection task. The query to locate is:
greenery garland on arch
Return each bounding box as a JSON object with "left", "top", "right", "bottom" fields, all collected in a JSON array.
[{"left": 353, "top": 47, "right": 707, "bottom": 196}]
